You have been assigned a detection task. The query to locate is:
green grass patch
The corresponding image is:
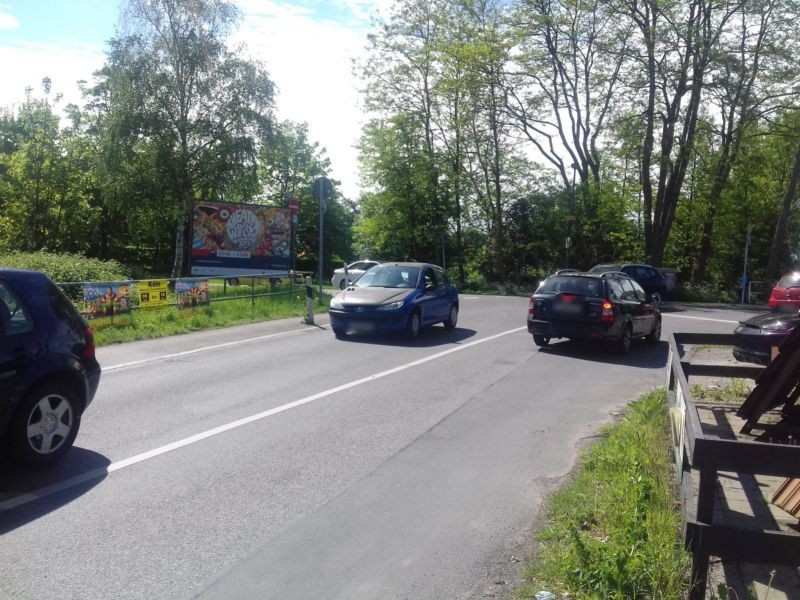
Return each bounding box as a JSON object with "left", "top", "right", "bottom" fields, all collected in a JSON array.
[
  {"left": 516, "top": 389, "right": 690, "bottom": 600},
  {"left": 692, "top": 379, "right": 751, "bottom": 404},
  {"left": 93, "top": 289, "right": 327, "bottom": 346}
]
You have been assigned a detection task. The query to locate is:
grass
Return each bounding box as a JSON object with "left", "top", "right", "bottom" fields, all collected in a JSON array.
[
  {"left": 692, "top": 379, "right": 751, "bottom": 405},
  {"left": 92, "top": 286, "right": 328, "bottom": 346},
  {"left": 515, "top": 389, "right": 690, "bottom": 600}
]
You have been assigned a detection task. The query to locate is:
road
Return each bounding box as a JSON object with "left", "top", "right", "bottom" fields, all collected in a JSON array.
[{"left": 0, "top": 297, "right": 754, "bottom": 600}]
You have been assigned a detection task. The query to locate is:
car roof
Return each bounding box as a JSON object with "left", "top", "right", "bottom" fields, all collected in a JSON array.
[
  {"left": 378, "top": 262, "right": 440, "bottom": 269},
  {"left": 546, "top": 272, "right": 607, "bottom": 279},
  {"left": 0, "top": 268, "right": 52, "bottom": 284}
]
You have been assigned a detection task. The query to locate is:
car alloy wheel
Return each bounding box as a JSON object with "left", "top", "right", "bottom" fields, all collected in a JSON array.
[
  {"left": 444, "top": 304, "right": 458, "bottom": 329},
  {"left": 11, "top": 384, "right": 81, "bottom": 467}
]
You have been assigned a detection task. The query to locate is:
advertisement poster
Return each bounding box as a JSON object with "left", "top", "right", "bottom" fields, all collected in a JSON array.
[
  {"left": 191, "top": 201, "right": 293, "bottom": 276},
  {"left": 176, "top": 279, "right": 210, "bottom": 310},
  {"left": 83, "top": 282, "right": 132, "bottom": 322},
  {"left": 138, "top": 280, "right": 170, "bottom": 309}
]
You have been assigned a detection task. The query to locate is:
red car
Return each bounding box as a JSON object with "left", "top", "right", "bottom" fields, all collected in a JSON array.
[{"left": 768, "top": 273, "right": 800, "bottom": 311}]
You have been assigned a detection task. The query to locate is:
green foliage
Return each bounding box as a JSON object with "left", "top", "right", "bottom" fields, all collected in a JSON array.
[
  {"left": 0, "top": 251, "right": 128, "bottom": 282},
  {"left": 518, "top": 390, "right": 690, "bottom": 599}
]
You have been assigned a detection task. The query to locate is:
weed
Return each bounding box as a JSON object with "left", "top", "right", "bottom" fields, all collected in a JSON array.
[{"left": 517, "top": 389, "right": 690, "bottom": 599}]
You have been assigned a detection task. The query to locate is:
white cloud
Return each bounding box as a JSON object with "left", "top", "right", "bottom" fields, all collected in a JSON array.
[
  {"left": 234, "top": 0, "right": 387, "bottom": 199},
  {"left": 0, "top": 9, "right": 19, "bottom": 29},
  {"left": 0, "top": 41, "right": 105, "bottom": 112}
]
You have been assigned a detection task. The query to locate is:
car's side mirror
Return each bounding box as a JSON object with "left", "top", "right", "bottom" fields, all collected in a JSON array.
[{"left": 426, "top": 283, "right": 436, "bottom": 292}]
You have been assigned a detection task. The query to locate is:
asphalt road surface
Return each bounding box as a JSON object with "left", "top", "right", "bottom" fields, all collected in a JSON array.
[{"left": 0, "top": 297, "right": 756, "bottom": 600}]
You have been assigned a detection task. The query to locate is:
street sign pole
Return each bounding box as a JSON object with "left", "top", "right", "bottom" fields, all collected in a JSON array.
[
  {"left": 741, "top": 224, "right": 752, "bottom": 304},
  {"left": 312, "top": 178, "right": 333, "bottom": 304}
]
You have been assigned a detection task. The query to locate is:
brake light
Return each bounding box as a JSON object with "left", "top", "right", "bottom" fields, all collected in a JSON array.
[
  {"left": 83, "top": 326, "right": 96, "bottom": 359},
  {"left": 528, "top": 298, "right": 536, "bottom": 317},
  {"left": 601, "top": 300, "right": 614, "bottom": 323}
]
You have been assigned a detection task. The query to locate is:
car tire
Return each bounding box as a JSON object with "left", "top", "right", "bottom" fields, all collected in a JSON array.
[
  {"left": 9, "top": 382, "right": 82, "bottom": 468},
  {"left": 618, "top": 324, "right": 632, "bottom": 355},
  {"left": 533, "top": 334, "right": 550, "bottom": 347},
  {"left": 407, "top": 310, "right": 421, "bottom": 339},
  {"left": 444, "top": 304, "right": 458, "bottom": 329},
  {"left": 646, "top": 317, "right": 661, "bottom": 344},
  {"left": 332, "top": 327, "right": 345, "bottom": 339}
]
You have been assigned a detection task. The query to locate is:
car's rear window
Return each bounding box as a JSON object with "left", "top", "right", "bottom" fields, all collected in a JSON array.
[
  {"left": 537, "top": 276, "right": 602, "bottom": 297},
  {"left": 777, "top": 274, "right": 800, "bottom": 288}
]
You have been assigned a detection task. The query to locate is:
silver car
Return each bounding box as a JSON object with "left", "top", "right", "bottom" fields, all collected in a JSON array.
[{"left": 331, "top": 260, "right": 380, "bottom": 289}]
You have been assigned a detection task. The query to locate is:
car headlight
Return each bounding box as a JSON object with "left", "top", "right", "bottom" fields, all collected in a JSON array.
[
  {"left": 377, "top": 300, "right": 404, "bottom": 311},
  {"left": 330, "top": 297, "right": 344, "bottom": 309},
  {"left": 762, "top": 321, "right": 795, "bottom": 332}
]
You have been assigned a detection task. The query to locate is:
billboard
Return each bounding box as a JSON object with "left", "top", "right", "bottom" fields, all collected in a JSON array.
[{"left": 191, "top": 201, "right": 293, "bottom": 276}]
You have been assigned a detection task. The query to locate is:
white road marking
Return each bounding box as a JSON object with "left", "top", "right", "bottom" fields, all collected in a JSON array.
[
  {"left": 1, "top": 326, "right": 527, "bottom": 512},
  {"left": 662, "top": 314, "right": 739, "bottom": 325},
  {"left": 103, "top": 328, "right": 312, "bottom": 372}
]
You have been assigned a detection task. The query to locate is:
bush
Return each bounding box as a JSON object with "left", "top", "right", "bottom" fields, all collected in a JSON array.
[
  {"left": 675, "top": 282, "right": 737, "bottom": 303},
  {"left": 0, "top": 252, "right": 129, "bottom": 283}
]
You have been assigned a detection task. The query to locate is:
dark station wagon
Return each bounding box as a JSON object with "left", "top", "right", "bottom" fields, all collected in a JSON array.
[{"left": 527, "top": 272, "right": 661, "bottom": 354}]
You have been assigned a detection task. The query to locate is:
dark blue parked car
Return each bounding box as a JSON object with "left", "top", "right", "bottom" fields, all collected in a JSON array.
[
  {"left": 0, "top": 269, "right": 101, "bottom": 467},
  {"left": 329, "top": 262, "right": 459, "bottom": 338}
]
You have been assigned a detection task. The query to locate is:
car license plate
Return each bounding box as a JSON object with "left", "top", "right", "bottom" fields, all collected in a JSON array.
[
  {"left": 351, "top": 321, "right": 375, "bottom": 333},
  {"left": 555, "top": 302, "right": 582, "bottom": 315}
]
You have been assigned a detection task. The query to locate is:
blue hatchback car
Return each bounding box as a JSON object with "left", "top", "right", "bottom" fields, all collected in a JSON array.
[{"left": 328, "top": 262, "right": 459, "bottom": 338}]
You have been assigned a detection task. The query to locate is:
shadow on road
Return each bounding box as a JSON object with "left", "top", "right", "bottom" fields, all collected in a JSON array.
[
  {"left": 331, "top": 325, "right": 478, "bottom": 348},
  {"left": 0, "top": 447, "right": 110, "bottom": 534},
  {"left": 538, "top": 338, "right": 669, "bottom": 369}
]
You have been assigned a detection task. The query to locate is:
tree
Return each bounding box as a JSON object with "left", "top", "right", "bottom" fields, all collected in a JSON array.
[
  {"left": 692, "top": 0, "right": 800, "bottom": 281},
  {"left": 99, "top": 0, "right": 276, "bottom": 276}
]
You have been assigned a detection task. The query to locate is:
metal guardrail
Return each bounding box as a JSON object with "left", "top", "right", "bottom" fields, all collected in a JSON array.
[
  {"left": 666, "top": 333, "right": 800, "bottom": 599},
  {"left": 56, "top": 271, "right": 315, "bottom": 320}
]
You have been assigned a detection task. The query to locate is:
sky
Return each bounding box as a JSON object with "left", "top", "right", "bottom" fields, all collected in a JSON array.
[{"left": 0, "top": 0, "right": 394, "bottom": 199}]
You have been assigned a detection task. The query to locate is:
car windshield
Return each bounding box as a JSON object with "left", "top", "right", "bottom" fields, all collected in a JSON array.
[
  {"left": 537, "top": 276, "right": 602, "bottom": 297},
  {"left": 588, "top": 265, "right": 620, "bottom": 274},
  {"left": 777, "top": 274, "right": 800, "bottom": 288},
  {"left": 354, "top": 265, "right": 420, "bottom": 288}
]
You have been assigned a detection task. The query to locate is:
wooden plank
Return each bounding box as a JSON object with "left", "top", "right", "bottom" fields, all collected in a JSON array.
[
  {"left": 686, "top": 522, "right": 800, "bottom": 565},
  {"left": 674, "top": 332, "right": 737, "bottom": 346},
  {"left": 702, "top": 437, "right": 800, "bottom": 477},
  {"left": 682, "top": 363, "right": 764, "bottom": 380}
]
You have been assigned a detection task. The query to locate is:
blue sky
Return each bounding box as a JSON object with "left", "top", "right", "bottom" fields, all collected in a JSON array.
[{"left": 0, "top": 0, "right": 392, "bottom": 198}]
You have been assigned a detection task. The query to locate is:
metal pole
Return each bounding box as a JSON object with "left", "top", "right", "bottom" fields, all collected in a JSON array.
[
  {"left": 318, "top": 195, "right": 324, "bottom": 304},
  {"left": 741, "top": 224, "right": 752, "bottom": 304},
  {"left": 305, "top": 276, "right": 314, "bottom": 325}
]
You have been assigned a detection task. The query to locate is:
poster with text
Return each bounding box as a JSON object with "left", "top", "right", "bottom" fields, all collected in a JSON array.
[
  {"left": 190, "top": 201, "right": 292, "bottom": 276},
  {"left": 138, "top": 280, "right": 170, "bottom": 309}
]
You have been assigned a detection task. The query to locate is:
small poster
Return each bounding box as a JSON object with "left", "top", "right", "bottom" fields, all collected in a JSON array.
[
  {"left": 138, "top": 280, "right": 170, "bottom": 309},
  {"left": 83, "top": 282, "right": 132, "bottom": 321},
  {"left": 176, "top": 279, "right": 210, "bottom": 309}
]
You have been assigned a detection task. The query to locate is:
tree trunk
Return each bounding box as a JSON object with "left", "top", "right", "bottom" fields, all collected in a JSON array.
[{"left": 765, "top": 141, "right": 800, "bottom": 283}]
